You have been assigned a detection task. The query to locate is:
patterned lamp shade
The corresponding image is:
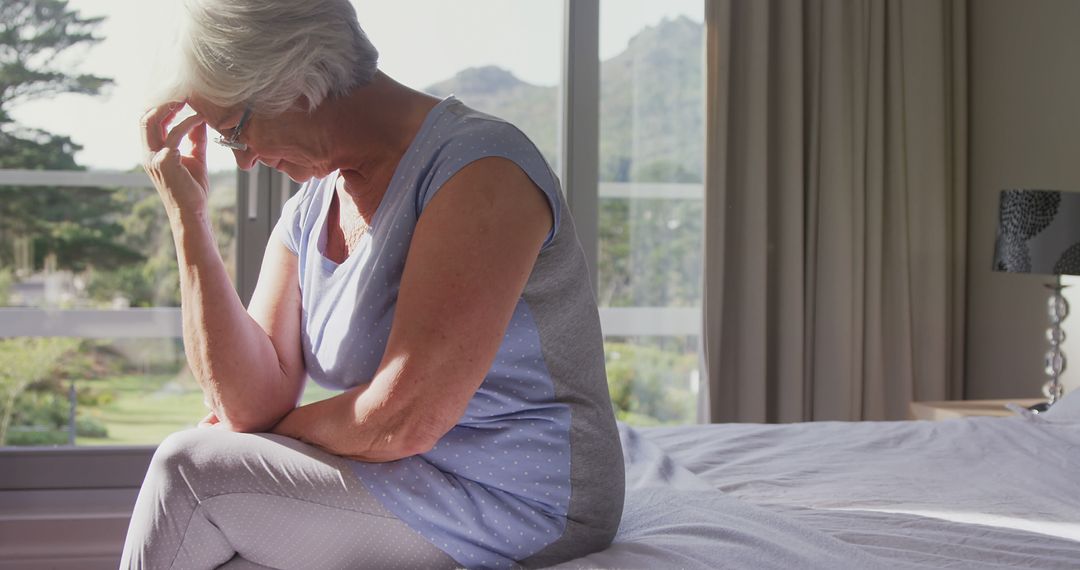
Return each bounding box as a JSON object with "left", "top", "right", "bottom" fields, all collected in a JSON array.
[{"left": 993, "top": 189, "right": 1080, "bottom": 276}]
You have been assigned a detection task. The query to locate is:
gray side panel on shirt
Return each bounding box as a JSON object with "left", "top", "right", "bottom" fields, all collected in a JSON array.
[{"left": 518, "top": 197, "right": 625, "bottom": 568}]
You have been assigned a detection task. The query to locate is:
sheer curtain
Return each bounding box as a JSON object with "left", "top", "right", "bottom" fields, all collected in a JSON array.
[{"left": 701, "top": 0, "right": 967, "bottom": 422}]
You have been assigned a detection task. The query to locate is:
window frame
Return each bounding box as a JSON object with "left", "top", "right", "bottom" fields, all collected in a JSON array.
[
  {"left": 0, "top": 0, "right": 706, "bottom": 488},
  {"left": 0, "top": 0, "right": 602, "bottom": 490},
  {"left": 0, "top": 164, "right": 288, "bottom": 488}
]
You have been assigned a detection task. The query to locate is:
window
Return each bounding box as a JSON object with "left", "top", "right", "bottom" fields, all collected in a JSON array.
[
  {"left": 0, "top": 0, "right": 704, "bottom": 455},
  {"left": 597, "top": 0, "right": 705, "bottom": 425},
  {"left": 0, "top": 0, "right": 238, "bottom": 447},
  {"left": 0, "top": 0, "right": 566, "bottom": 449}
]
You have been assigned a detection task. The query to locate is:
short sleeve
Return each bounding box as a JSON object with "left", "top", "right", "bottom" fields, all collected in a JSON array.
[
  {"left": 415, "top": 121, "right": 562, "bottom": 250},
  {"left": 273, "top": 182, "right": 307, "bottom": 255}
]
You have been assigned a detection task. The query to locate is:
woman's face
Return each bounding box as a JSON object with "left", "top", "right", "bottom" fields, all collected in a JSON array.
[{"left": 187, "top": 94, "right": 331, "bottom": 183}]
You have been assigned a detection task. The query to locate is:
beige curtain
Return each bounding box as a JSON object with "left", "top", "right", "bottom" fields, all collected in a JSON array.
[{"left": 701, "top": 0, "right": 967, "bottom": 422}]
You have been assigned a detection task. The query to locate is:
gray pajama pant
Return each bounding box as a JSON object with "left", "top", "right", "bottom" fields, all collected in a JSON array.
[{"left": 118, "top": 426, "right": 459, "bottom": 569}]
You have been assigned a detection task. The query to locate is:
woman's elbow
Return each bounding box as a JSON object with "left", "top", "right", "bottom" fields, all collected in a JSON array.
[
  {"left": 406, "top": 431, "right": 440, "bottom": 456},
  {"left": 222, "top": 403, "right": 292, "bottom": 433},
  {"left": 218, "top": 413, "right": 272, "bottom": 434},
  {"left": 362, "top": 421, "right": 443, "bottom": 462},
  {"left": 381, "top": 429, "right": 439, "bottom": 461}
]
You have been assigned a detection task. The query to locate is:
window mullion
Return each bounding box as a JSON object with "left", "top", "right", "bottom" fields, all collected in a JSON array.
[
  {"left": 237, "top": 166, "right": 299, "bottom": 306},
  {"left": 562, "top": 0, "right": 601, "bottom": 295}
]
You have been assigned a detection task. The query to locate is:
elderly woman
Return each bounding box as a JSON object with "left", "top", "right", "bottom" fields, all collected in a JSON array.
[{"left": 118, "top": 0, "right": 623, "bottom": 569}]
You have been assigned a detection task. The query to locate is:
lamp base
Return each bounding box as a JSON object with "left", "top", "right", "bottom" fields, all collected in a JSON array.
[
  {"left": 1040, "top": 278, "right": 1069, "bottom": 412},
  {"left": 1028, "top": 401, "right": 1052, "bottom": 414}
]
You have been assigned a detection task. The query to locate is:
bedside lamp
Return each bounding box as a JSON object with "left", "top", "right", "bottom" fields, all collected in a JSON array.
[{"left": 992, "top": 189, "right": 1080, "bottom": 412}]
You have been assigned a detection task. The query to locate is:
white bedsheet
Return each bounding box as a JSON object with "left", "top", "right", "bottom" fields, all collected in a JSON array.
[{"left": 556, "top": 394, "right": 1080, "bottom": 569}]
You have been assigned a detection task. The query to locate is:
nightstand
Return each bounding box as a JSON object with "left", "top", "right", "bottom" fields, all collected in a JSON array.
[{"left": 908, "top": 399, "right": 1044, "bottom": 421}]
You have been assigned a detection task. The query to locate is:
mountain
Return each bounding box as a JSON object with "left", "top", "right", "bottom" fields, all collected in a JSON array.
[
  {"left": 598, "top": 16, "right": 704, "bottom": 183},
  {"left": 427, "top": 66, "right": 560, "bottom": 168},
  {"left": 424, "top": 16, "right": 705, "bottom": 183}
]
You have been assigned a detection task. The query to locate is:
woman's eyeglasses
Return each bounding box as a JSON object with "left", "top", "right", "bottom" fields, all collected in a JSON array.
[{"left": 214, "top": 107, "right": 252, "bottom": 151}]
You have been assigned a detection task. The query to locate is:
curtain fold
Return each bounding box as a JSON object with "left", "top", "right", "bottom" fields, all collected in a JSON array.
[{"left": 701, "top": 0, "right": 967, "bottom": 422}]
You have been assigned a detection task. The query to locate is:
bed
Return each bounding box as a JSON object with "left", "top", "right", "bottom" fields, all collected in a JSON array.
[{"left": 555, "top": 393, "right": 1080, "bottom": 569}]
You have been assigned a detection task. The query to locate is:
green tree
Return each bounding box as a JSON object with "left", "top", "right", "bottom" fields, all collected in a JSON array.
[
  {"left": 0, "top": 267, "right": 12, "bottom": 304},
  {"left": 0, "top": 0, "right": 111, "bottom": 123},
  {"left": 0, "top": 337, "right": 81, "bottom": 444},
  {"left": 605, "top": 340, "right": 697, "bottom": 425},
  {"left": 0, "top": 0, "right": 140, "bottom": 274},
  {"left": 85, "top": 188, "right": 176, "bottom": 306}
]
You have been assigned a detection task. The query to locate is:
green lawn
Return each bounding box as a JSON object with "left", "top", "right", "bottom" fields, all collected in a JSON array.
[
  {"left": 34, "top": 339, "right": 693, "bottom": 448},
  {"left": 76, "top": 374, "right": 340, "bottom": 446}
]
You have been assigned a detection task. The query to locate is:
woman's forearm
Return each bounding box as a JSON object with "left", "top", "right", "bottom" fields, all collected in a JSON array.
[
  {"left": 170, "top": 211, "right": 295, "bottom": 431},
  {"left": 269, "top": 379, "right": 431, "bottom": 463}
]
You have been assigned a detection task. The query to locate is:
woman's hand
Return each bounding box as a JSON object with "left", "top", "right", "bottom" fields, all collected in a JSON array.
[
  {"left": 196, "top": 409, "right": 243, "bottom": 431},
  {"left": 140, "top": 101, "right": 211, "bottom": 221},
  {"left": 197, "top": 411, "right": 221, "bottom": 428}
]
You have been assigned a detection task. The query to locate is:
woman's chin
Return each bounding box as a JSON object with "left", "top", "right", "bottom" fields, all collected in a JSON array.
[{"left": 275, "top": 163, "right": 312, "bottom": 183}]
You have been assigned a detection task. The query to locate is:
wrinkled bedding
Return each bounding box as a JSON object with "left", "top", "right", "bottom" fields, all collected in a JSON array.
[{"left": 555, "top": 394, "right": 1080, "bottom": 569}]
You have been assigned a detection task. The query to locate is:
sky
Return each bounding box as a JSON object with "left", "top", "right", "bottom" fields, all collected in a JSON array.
[{"left": 10, "top": 0, "right": 702, "bottom": 172}]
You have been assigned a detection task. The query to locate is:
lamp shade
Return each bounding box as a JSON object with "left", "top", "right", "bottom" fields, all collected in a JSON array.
[{"left": 993, "top": 189, "right": 1080, "bottom": 276}]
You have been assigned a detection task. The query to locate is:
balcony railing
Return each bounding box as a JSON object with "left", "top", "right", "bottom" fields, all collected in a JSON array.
[{"left": 0, "top": 169, "right": 702, "bottom": 339}]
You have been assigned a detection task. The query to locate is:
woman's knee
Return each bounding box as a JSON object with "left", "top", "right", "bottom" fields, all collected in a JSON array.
[
  {"left": 154, "top": 426, "right": 217, "bottom": 461},
  {"left": 146, "top": 428, "right": 240, "bottom": 486}
]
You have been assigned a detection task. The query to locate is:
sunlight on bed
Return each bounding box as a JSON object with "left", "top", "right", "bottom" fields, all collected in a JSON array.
[{"left": 826, "top": 507, "right": 1080, "bottom": 543}]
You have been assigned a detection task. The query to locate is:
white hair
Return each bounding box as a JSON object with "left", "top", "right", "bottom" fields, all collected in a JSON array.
[{"left": 168, "top": 0, "right": 379, "bottom": 114}]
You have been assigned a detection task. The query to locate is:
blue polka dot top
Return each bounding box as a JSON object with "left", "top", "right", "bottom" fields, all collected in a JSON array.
[{"left": 274, "top": 96, "right": 624, "bottom": 569}]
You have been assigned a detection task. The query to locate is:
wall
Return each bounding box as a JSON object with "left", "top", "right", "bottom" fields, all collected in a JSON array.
[{"left": 968, "top": 0, "right": 1080, "bottom": 399}]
